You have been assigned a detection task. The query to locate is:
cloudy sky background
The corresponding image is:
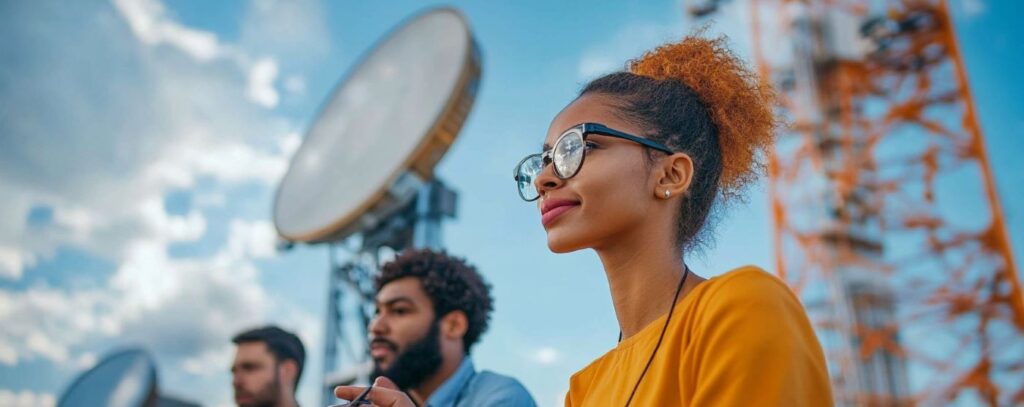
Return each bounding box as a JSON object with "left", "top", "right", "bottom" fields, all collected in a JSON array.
[{"left": 1, "top": 0, "right": 1021, "bottom": 406}]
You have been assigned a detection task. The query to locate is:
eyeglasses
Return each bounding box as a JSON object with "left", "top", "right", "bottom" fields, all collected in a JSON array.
[{"left": 512, "top": 123, "right": 674, "bottom": 201}]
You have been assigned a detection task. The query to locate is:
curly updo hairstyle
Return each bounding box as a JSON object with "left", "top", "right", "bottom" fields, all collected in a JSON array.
[
  {"left": 580, "top": 34, "right": 778, "bottom": 252},
  {"left": 376, "top": 249, "right": 494, "bottom": 354}
]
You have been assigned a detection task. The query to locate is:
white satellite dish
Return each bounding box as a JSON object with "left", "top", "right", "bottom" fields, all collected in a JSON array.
[{"left": 274, "top": 7, "right": 481, "bottom": 243}]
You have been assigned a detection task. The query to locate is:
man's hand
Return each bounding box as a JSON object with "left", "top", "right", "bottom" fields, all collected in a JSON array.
[{"left": 335, "top": 376, "right": 416, "bottom": 407}]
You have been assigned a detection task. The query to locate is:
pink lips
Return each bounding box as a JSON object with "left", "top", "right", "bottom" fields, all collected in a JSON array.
[{"left": 541, "top": 198, "right": 580, "bottom": 226}]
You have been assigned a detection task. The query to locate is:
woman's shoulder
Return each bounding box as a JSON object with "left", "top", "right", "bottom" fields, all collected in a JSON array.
[
  {"left": 692, "top": 265, "right": 804, "bottom": 320},
  {"left": 680, "top": 265, "right": 822, "bottom": 368},
  {"left": 704, "top": 265, "right": 792, "bottom": 296}
]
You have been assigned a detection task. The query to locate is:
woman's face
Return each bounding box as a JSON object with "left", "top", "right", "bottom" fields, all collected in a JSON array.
[{"left": 536, "top": 93, "right": 661, "bottom": 253}]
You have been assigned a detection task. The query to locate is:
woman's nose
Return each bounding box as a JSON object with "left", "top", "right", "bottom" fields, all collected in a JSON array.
[{"left": 533, "top": 160, "right": 563, "bottom": 197}]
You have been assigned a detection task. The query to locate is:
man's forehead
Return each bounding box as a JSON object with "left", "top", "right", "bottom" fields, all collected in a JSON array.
[{"left": 376, "top": 277, "right": 429, "bottom": 305}]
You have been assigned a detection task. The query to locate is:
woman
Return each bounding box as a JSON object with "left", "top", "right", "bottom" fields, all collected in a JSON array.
[
  {"left": 336, "top": 35, "right": 833, "bottom": 406},
  {"left": 516, "top": 34, "right": 833, "bottom": 406}
]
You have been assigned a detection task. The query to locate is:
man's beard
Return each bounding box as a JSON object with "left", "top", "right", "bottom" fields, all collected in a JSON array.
[
  {"left": 371, "top": 320, "right": 443, "bottom": 390},
  {"left": 235, "top": 368, "right": 281, "bottom": 407}
]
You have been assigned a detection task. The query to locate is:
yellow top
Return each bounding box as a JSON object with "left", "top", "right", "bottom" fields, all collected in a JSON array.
[{"left": 565, "top": 266, "right": 833, "bottom": 407}]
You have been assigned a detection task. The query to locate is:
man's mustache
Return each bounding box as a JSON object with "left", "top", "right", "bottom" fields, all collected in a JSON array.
[{"left": 370, "top": 337, "right": 399, "bottom": 352}]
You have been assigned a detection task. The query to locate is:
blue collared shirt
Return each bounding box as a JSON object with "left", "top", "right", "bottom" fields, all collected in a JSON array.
[{"left": 425, "top": 357, "right": 536, "bottom": 407}]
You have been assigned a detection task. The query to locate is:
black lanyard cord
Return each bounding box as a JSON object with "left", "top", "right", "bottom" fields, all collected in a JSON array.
[{"left": 621, "top": 265, "right": 690, "bottom": 407}]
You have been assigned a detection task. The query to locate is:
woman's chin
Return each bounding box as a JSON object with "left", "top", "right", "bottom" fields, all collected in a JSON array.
[
  {"left": 547, "top": 244, "right": 574, "bottom": 253},
  {"left": 546, "top": 231, "right": 586, "bottom": 253}
]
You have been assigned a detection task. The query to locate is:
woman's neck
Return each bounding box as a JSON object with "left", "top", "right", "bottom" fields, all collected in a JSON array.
[{"left": 595, "top": 226, "right": 704, "bottom": 339}]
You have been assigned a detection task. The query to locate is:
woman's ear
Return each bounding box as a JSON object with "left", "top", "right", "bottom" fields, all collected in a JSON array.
[{"left": 654, "top": 152, "right": 694, "bottom": 199}]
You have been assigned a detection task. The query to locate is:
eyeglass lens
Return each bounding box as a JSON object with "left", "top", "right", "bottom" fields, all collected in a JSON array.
[
  {"left": 553, "top": 130, "right": 584, "bottom": 179},
  {"left": 516, "top": 155, "right": 543, "bottom": 201},
  {"left": 515, "top": 130, "right": 587, "bottom": 201}
]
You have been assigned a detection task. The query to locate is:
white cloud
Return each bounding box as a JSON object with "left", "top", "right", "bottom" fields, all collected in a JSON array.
[
  {"left": 0, "top": 288, "right": 108, "bottom": 366},
  {"left": 112, "top": 240, "right": 184, "bottom": 311},
  {"left": 532, "top": 346, "right": 561, "bottom": 365},
  {"left": 181, "top": 344, "right": 234, "bottom": 376},
  {"left": 227, "top": 219, "right": 278, "bottom": 260},
  {"left": 239, "top": 0, "right": 332, "bottom": 66},
  {"left": 279, "top": 132, "right": 302, "bottom": 157},
  {"left": 0, "top": 0, "right": 297, "bottom": 278},
  {"left": 0, "top": 1, "right": 332, "bottom": 406},
  {"left": 248, "top": 58, "right": 280, "bottom": 108},
  {"left": 145, "top": 138, "right": 290, "bottom": 190},
  {"left": 53, "top": 207, "right": 98, "bottom": 240},
  {"left": 138, "top": 198, "right": 207, "bottom": 243},
  {"left": 0, "top": 389, "right": 56, "bottom": 407},
  {"left": 0, "top": 0, "right": 318, "bottom": 395},
  {"left": 75, "top": 352, "right": 98, "bottom": 370},
  {"left": 0, "top": 246, "right": 26, "bottom": 280},
  {"left": 0, "top": 341, "right": 17, "bottom": 366},
  {"left": 198, "top": 142, "right": 287, "bottom": 185},
  {"left": 0, "top": 230, "right": 277, "bottom": 367},
  {"left": 112, "top": 0, "right": 223, "bottom": 61},
  {"left": 26, "top": 331, "right": 69, "bottom": 364}
]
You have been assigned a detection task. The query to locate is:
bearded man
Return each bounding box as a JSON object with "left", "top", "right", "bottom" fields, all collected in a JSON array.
[{"left": 368, "top": 249, "right": 536, "bottom": 407}]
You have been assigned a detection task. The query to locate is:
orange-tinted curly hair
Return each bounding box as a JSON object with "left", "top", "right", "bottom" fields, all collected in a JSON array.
[
  {"left": 629, "top": 35, "right": 776, "bottom": 194},
  {"left": 580, "top": 34, "right": 777, "bottom": 250}
]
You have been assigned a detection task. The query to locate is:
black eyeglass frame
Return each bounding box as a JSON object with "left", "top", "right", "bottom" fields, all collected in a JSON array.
[{"left": 513, "top": 123, "right": 674, "bottom": 201}]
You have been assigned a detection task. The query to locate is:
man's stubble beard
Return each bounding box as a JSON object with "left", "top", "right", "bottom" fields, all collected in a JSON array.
[{"left": 237, "top": 367, "right": 282, "bottom": 407}]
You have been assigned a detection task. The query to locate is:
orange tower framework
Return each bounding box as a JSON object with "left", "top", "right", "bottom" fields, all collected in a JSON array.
[{"left": 692, "top": 0, "right": 1024, "bottom": 405}]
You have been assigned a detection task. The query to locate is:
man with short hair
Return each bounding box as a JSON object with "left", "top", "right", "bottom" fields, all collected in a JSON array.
[
  {"left": 368, "top": 249, "right": 536, "bottom": 406},
  {"left": 231, "top": 326, "right": 305, "bottom": 407}
]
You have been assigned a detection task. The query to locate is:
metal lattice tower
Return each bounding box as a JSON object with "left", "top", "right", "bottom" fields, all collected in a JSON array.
[
  {"left": 319, "top": 180, "right": 457, "bottom": 405},
  {"left": 738, "top": 0, "right": 1024, "bottom": 405}
]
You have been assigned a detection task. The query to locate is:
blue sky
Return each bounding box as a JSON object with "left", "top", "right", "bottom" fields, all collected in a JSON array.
[{"left": 1, "top": 0, "right": 1021, "bottom": 406}]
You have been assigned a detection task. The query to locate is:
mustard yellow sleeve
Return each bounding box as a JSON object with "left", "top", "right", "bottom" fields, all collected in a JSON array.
[{"left": 682, "top": 267, "right": 833, "bottom": 406}]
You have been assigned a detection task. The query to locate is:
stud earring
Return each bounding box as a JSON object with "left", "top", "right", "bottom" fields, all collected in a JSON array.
[{"left": 664, "top": 190, "right": 671, "bottom": 198}]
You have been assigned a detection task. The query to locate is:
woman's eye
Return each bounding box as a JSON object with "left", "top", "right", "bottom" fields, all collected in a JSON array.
[{"left": 584, "top": 141, "right": 599, "bottom": 150}]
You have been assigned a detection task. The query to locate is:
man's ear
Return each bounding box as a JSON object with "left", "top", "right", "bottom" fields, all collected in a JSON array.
[
  {"left": 441, "top": 310, "right": 469, "bottom": 340},
  {"left": 278, "top": 359, "right": 298, "bottom": 388},
  {"left": 654, "top": 152, "right": 694, "bottom": 199}
]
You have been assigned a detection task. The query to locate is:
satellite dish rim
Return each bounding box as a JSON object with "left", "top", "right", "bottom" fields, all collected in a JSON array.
[
  {"left": 57, "top": 347, "right": 157, "bottom": 407},
  {"left": 273, "top": 6, "right": 481, "bottom": 243}
]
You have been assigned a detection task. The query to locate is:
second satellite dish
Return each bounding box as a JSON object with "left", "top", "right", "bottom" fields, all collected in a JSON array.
[
  {"left": 274, "top": 8, "right": 482, "bottom": 243},
  {"left": 58, "top": 349, "right": 157, "bottom": 407}
]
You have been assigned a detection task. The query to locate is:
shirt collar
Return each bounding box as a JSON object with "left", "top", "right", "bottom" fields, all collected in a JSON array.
[{"left": 425, "top": 357, "right": 476, "bottom": 407}]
